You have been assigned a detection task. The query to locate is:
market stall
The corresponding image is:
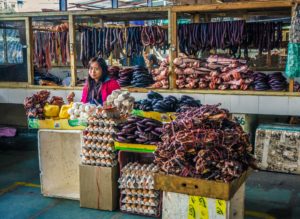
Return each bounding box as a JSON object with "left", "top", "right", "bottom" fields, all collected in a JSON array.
[{"left": 3, "top": 1, "right": 300, "bottom": 219}]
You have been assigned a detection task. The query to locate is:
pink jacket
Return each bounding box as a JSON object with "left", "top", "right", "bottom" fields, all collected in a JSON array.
[{"left": 81, "top": 78, "right": 120, "bottom": 104}]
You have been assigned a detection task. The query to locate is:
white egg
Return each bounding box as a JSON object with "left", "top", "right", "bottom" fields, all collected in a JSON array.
[
  {"left": 70, "top": 115, "right": 76, "bottom": 120},
  {"left": 73, "top": 102, "right": 81, "bottom": 109},
  {"left": 79, "top": 105, "right": 85, "bottom": 112},
  {"left": 85, "top": 105, "right": 90, "bottom": 112},
  {"left": 74, "top": 109, "right": 80, "bottom": 116},
  {"left": 82, "top": 112, "right": 89, "bottom": 119},
  {"left": 67, "top": 108, "right": 74, "bottom": 115}
]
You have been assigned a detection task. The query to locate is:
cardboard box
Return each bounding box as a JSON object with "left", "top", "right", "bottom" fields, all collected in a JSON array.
[
  {"left": 255, "top": 124, "right": 300, "bottom": 174},
  {"left": 154, "top": 169, "right": 251, "bottom": 201},
  {"left": 79, "top": 165, "right": 119, "bottom": 211},
  {"left": 38, "top": 130, "right": 82, "bottom": 200},
  {"left": 162, "top": 183, "right": 245, "bottom": 219}
]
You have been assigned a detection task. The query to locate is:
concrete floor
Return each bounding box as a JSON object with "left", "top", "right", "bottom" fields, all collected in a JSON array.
[{"left": 0, "top": 131, "right": 300, "bottom": 219}]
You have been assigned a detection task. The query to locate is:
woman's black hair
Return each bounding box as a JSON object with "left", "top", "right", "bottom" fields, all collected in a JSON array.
[{"left": 87, "top": 57, "right": 109, "bottom": 90}]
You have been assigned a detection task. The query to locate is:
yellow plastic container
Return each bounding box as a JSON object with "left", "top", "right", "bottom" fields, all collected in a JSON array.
[
  {"left": 44, "top": 104, "right": 60, "bottom": 117},
  {"left": 59, "top": 104, "right": 73, "bottom": 119}
]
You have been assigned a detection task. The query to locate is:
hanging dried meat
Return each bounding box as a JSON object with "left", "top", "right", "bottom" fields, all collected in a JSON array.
[
  {"left": 80, "top": 27, "right": 124, "bottom": 67},
  {"left": 33, "top": 24, "right": 70, "bottom": 69},
  {"left": 178, "top": 21, "right": 282, "bottom": 56}
]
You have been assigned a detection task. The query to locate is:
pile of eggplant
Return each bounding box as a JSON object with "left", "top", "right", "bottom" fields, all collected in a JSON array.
[
  {"left": 253, "top": 72, "right": 270, "bottom": 91},
  {"left": 134, "top": 91, "right": 201, "bottom": 113},
  {"left": 253, "top": 72, "right": 287, "bottom": 91},
  {"left": 268, "top": 72, "right": 287, "bottom": 91},
  {"left": 131, "top": 66, "right": 154, "bottom": 87},
  {"left": 115, "top": 116, "right": 163, "bottom": 144},
  {"left": 108, "top": 66, "right": 120, "bottom": 80},
  {"left": 118, "top": 68, "right": 134, "bottom": 87}
]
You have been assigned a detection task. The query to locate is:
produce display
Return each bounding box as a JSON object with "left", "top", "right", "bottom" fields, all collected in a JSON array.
[
  {"left": 115, "top": 116, "right": 163, "bottom": 144},
  {"left": 178, "top": 21, "right": 282, "bottom": 56},
  {"left": 33, "top": 23, "right": 69, "bottom": 69},
  {"left": 119, "top": 162, "right": 161, "bottom": 217},
  {"left": 24, "top": 90, "right": 76, "bottom": 119},
  {"left": 105, "top": 90, "right": 135, "bottom": 115},
  {"left": 118, "top": 68, "right": 134, "bottom": 87},
  {"left": 81, "top": 108, "right": 121, "bottom": 167},
  {"left": 154, "top": 104, "right": 255, "bottom": 182},
  {"left": 24, "top": 90, "right": 51, "bottom": 119},
  {"left": 175, "top": 55, "right": 288, "bottom": 91},
  {"left": 108, "top": 66, "right": 121, "bottom": 80},
  {"left": 80, "top": 27, "right": 124, "bottom": 67},
  {"left": 253, "top": 72, "right": 287, "bottom": 91},
  {"left": 134, "top": 91, "right": 200, "bottom": 113},
  {"left": 131, "top": 66, "right": 154, "bottom": 88},
  {"left": 150, "top": 58, "right": 169, "bottom": 89},
  {"left": 68, "top": 102, "right": 97, "bottom": 120},
  {"left": 175, "top": 55, "right": 253, "bottom": 90}
]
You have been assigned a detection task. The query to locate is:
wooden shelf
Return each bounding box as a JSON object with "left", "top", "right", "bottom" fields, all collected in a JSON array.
[
  {"left": 172, "top": 0, "right": 292, "bottom": 13},
  {"left": 0, "top": 0, "right": 297, "bottom": 97},
  {"left": 122, "top": 87, "right": 300, "bottom": 97}
]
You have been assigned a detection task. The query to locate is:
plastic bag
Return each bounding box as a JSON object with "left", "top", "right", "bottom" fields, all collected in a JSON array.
[{"left": 285, "top": 43, "right": 300, "bottom": 78}]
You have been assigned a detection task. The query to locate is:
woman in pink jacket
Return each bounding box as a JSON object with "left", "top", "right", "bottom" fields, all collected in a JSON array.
[{"left": 81, "top": 57, "right": 120, "bottom": 105}]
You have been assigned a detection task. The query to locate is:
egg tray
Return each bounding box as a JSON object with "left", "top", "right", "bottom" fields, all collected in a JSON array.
[
  {"left": 81, "top": 152, "right": 117, "bottom": 160},
  {"left": 121, "top": 194, "right": 159, "bottom": 207},
  {"left": 119, "top": 191, "right": 162, "bottom": 218},
  {"left": 118, "top": 176, "right": 155, "bottom": 190},
  {"left": 87, "top": 117, "right": 122, "bottom": 126},
  {"left": 84, "top": 129, "right": 116, "bottom": 135},
  {"left": 83, "top": 135, "right": 115, "bottom": 142},
  {"left": 121, "top": 189, "right": 160, "bottom": 198},
  {"left": 82, "top": 144, "right": 115, "bottom": 152},
  {"left": 81, "top": 159, "right": 118, "bottom": 167}
]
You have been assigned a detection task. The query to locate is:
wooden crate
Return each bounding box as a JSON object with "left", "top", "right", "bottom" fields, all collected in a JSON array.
[
  {"left": 38, "top": 130, "right": 82, "bottom": 200},
  {"left": 154, "top": 169, "right": 251, "bottom": 201},
  {"left": 162, "top": 183, "right": 245, "bottom": 219},
  {"left": 79, "top": 165, "right": 119, "bottom": 211},
  {"left": 255, "top": 124, "right": 300, "bottom": 174}
]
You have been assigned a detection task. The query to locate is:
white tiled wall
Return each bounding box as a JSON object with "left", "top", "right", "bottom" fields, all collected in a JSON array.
[
  {"left": 258, "top": 96, "right": 289, "bottom": 115},
  {"left": 1, "top": 88, "right": 300, "bottom": 116}
]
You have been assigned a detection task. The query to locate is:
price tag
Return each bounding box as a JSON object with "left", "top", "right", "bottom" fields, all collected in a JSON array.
[
  {"left": 188, "top": 196, "right": 209, "bottom": 219},
  {"left": 215, "top": 199, "right": 226, "bottom": 216}
]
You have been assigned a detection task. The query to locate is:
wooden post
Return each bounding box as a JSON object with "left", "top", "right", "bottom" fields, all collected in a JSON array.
[
  {"left": 69, "top": 14, "right": 77, "bottom": 87},
  {"left": 192, "top": 14, "right": 201, "bottom": 23},
  {"left": 289, "top": 0, "right": 296, "bottom": 92},
  {"left": 168, "top": 9, "right": 177, "bottom": 90},
  {"left": 125, "top": 21, "right": 130, "bottom": 66},
  {"left": 267, "top": 51, "right": 272, "bottom": 67},
  {"left": 25, "top": 17, "right": 34, "bottom": 85}
]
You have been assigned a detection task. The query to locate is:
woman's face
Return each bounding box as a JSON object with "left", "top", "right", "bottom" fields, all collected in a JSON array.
[{"left": 89, "top": 61, "right": 102, "bottom": 81}]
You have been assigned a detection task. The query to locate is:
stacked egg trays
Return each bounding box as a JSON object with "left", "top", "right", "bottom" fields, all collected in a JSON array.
[
  {"left": 118, "top": 162, "right": 161, "bottom": 217},
  {"left": 81, "top": 114, "right": 121, "bottom": 167}
]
